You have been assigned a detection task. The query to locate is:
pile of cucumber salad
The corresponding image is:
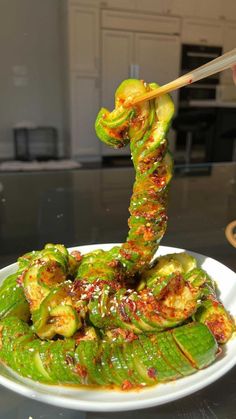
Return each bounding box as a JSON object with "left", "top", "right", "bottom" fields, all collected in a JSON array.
[{"left": 0, "top": 80, "right": 234, "bottom": 390}]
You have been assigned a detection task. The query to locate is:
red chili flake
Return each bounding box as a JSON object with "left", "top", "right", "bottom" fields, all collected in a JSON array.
[
  {"left": 205, "top": 316, "right": 226, "bottom": 342},
  {"left": 107, "top": 260, "right": 119, "bottom": 268},
  {"left": 75, "top": 364, "right": 87, "bottom": 378},
  {"left": 119, "top": 248, "right": 132, "bottom": 260},
  {"left": 125, "top": 331, "right": 138, "bottom": 342},
  {"left": 189, "top": 78, "right": 192, "bottom": 84},
  {"left": 71, "top": 251, "right": 83, "bottom": 262},
  {"left": 121, "top": 380, "right": 133, "bottom": 391},
  {"left": 147, "top": 367, "right": 157, "bottom": 378},
  {"left": 17, "top": 273, "right": 25, "bottom": 286}
]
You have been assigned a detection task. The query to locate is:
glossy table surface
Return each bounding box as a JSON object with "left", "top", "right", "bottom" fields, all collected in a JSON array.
[{"left": 0, "top": 162, "right": 235, "bottom": 419}]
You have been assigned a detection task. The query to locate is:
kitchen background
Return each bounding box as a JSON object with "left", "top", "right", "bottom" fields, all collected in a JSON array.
[{"left": 0, "top": 0, "right": 236, "bottom": 167}]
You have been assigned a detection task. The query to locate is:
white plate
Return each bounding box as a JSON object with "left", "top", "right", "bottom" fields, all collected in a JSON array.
[{"left": 0, "top": 244, "right": 236, "bottom": 412}]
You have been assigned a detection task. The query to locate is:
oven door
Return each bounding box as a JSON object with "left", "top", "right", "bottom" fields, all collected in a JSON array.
[{"left": 181, "top": 44, "right": 222, "bottom": 85}]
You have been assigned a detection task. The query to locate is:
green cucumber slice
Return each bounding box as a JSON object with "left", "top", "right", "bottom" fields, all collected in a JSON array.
[
  {"left": 194, "top": 300, "right": 234, "bottom": 343},
  {"left": 156, "top": 331, "right": 196, "bottom": 376},
  {"left": 172, "top": 322, "right": 218, "bottom": 369}
]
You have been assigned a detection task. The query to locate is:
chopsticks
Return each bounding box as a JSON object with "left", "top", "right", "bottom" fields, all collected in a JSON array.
[{"left": 125, "top": 48, "right": 236, "bottom": 107}]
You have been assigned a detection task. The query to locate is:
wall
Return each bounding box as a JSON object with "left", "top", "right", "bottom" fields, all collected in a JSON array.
[{"left": 0, "top": 0, "right": 64, "bottom": 159}]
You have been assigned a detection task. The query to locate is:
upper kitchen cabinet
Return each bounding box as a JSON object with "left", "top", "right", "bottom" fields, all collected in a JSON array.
[
  {"left": 102, "top": 10, "right": 180, "bottom": 35},
  {"left": 68, "top": 3, "right": 99, "bottom": 75},
  {"left": 182, "top": 19, "right": 223, "bottom": 46},
  {"left": 100, "top": 0, "right": 137, "bottom": 10},
  {"left": 170, "top": 0, "right": 222, "bottom": 20},
  {"left": 136, "top": 0, "right": 222, "bottom": 19},
  {"left": 220, "top": 0, "right": 236, "bottom": 20},
  {"left": 136, "top": 0, "right": 173, "bottom": 15},
  {"left": 101, "top": 12, "right": 181, "bottom": 156}
]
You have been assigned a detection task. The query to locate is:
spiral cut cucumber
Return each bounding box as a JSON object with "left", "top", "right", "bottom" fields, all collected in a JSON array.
[
  {"left": 0, "top": 78, "right": 234, "bottom": 390},
  {"left": 96, "top": 79, "right": 174, "bottom": 275},
  {"left": 0, "top": 317, "right": 218, "bottom": 388}
]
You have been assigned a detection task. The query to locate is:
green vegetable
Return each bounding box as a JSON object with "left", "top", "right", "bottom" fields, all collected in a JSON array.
[
  {"left": 194, "top": 299, "right": 235, "bottom": 343},
  {"left": 22, "top": 244, "right": 80, "bottom": 312},
  {"left": 0, "top": 318, "right": 218, "bottom": 388},
  {"left": 0, "top": 77, "right": 234, "bottom": 391},
  {"left": 0, "top": 273, "right": 30, "bottom": 321},
  {"left": 95, "top": 79, "right": 174, "bottom": 275},
  {"left": 32, "top": 285, "right": 81, "bottom": 339}
]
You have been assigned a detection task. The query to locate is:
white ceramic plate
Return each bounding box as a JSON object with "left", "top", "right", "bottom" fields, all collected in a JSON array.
[{"left": 0, "top": 244, "right": 236, "bottom": 412}]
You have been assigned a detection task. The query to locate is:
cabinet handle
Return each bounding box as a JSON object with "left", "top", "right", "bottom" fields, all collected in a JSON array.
[
  {"left": 129, "top": 64, "right": 134, "bottom": 78},
  {"left": 130, "top": 64, "right": 140, "bottom": 78},
  {"left": 134, "top": 64, "right": 140, "bottom": 79},
  {"left": 199, "top": 38, "right": 208, "bottom": 44}
]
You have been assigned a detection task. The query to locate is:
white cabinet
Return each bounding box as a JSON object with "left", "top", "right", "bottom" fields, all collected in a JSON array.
[
  {"left": 68, "top": 3, "right": 101, "bottom": 159},
  {"left": 136, "top": 0, "right": 222, "bottom": 19},
  {"left": 182, "top": 19, "right": 223, "bottom": 46},
  {"left": 221, "top": 22, "right": 236, "bottom": 85},
  {"left": 169, "top": 0, "right": 222, "bottom": 19},
  {"left": 135, "top": 33, "right": 180, "bottom": 87},
  {"left": 102, "top": 10, "right": 180, "bottom": 35},
  {"left": 102, "top": 30, "right": 133, "bottom": 110},
  {"left": 101, "top": 30, "right": 133, "bottom": 156},
  {"left": 136, "top": 0, "right": 172, "bottom": 15},
  {"left": 69, "top": 4, "right": 99, "bottom": 75},
  {"left": 101, "top": 30, "right": 180, "bottom": 156},
  {"left": 220, "top": 2, "right": 236, "bottom": 20},
  {"left": 70, "top": 75, "right": 101, "bottom": 158},
  {"left": 101, "top": 0, "right": 137, "bottom": 10}
]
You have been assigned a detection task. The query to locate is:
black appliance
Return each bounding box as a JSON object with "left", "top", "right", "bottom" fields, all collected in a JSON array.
[
  {"left": 179, "top": 44, "right": 222, "bottom": 105},
  {"left": 14, "top": 127, "right": 58, "bottom": 161},
  {"left": 174, "top": 44, "right": 223, "bottom": 165}
]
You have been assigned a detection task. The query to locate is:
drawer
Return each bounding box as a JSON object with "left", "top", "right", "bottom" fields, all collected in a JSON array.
[
  {"left": 102, "top": 10, "right": 180, "bottom": 35},
  {"left": 182, "top": 19, "right": 223, "bottom": 46}
]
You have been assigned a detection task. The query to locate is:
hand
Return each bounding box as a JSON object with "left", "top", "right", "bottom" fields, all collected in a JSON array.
[{"left": 232, "top": 65, "right": 236, "bottom": 84}]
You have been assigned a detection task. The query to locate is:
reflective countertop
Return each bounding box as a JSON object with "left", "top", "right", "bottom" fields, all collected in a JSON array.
[{"left": 0, "top": 162, "right": 235, "bottom": 419}]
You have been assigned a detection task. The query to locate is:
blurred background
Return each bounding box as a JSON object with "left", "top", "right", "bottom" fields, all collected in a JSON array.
[{"left": 0, "top": 0, "right": 236, "bottom": 168}]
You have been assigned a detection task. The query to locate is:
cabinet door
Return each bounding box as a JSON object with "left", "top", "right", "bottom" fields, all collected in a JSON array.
[
  {"left": 101, "top": 29, "right": 133, "bottom": 156},
  {"left": 221, "top": 23, "right": 236, "bottom": 85},
  {"left": 136, "top": 0, "right": 172, "bottom": 15},
  {"left": 169, "top": 0, "right": 221, "bottom": 19},
  {"left": 70, "top": 75, "right": 100, "bottom": 158},
  {"left": 69, "top": 5, "right": 99, "bottom": 75},
  {"left": 101, "top": 0, "right": 137, "bottom": 10},
  {"left": 182, "top": 19, "right": 223, "bottom": 46},
  {"left": 135, "top": 33, "right": 180, "bottom": 152}
]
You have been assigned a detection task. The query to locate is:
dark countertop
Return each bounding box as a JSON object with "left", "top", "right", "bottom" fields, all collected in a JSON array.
[{"left": 0, "top": 162, "right": 235, "bottom": 418}]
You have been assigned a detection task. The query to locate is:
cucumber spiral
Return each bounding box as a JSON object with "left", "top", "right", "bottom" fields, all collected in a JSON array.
[
  {"left": 0, "top": 79, "right": 234, "bottom": 389},
  {"left": 96, "top": 79, "right": 174, "bottom": 274},
  {"left": 0, "top": 317, "right": 217, "bottom": 388}
]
